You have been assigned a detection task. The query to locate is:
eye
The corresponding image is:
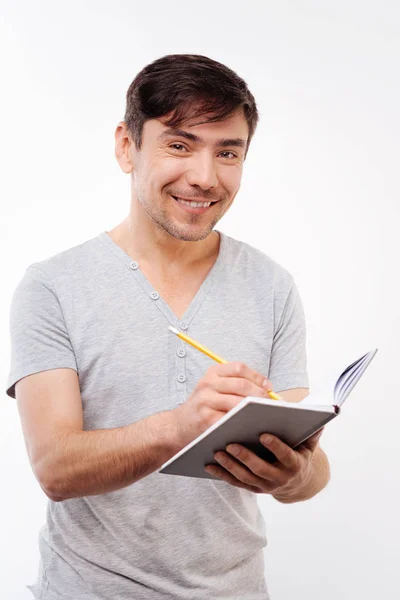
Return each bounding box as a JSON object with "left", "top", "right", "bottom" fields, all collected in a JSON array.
[
  {"left": 169, "top": 143, "right": 187, "bottom": 152},
  {"left": 219, "top": 151, "right": 237, "bottom": 159}
]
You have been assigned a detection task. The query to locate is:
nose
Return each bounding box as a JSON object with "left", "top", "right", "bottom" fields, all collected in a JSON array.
[{"left": 185, "top": 153, "right": 219, "bottom": 191}]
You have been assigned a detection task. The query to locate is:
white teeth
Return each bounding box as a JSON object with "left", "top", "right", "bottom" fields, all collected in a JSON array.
[{"left": 175, "top": 197, "right": 211, "bottom": 208}]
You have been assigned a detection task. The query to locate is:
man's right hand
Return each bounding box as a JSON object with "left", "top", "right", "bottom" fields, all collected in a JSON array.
[
  {"left": 15, "top": 364, "right": 273, "bottom": 499},
  {"left": 171, "top": 362, "right": 273, "bottom": 449}
]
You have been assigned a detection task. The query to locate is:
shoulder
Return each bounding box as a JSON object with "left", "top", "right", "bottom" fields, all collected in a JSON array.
[
  {"left": 22, "top": 233, "right": 104, "bottom": 287},
  {"left": 222, "top": 231, "right": 294, "bottom": 293}
]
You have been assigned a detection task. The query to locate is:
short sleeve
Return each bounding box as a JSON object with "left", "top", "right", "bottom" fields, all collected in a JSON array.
[
  {"left": 268, "top": 278, "right": 309, "bottom": 392},
  {"left": 5, "top": 265, "right": 78, "bottom": 399}
]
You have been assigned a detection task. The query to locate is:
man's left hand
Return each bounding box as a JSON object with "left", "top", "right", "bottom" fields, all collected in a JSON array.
[{"left": 205, "top": 428, "right": 324, "bottom": 495}]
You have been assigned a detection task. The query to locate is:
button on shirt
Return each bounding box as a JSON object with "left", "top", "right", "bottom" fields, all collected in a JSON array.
[{"left": 6, "top": 229, "right": 309, "bottom": 600}]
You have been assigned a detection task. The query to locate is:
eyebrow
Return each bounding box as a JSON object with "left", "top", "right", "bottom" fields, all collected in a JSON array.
[{"left": 158, "top": 128, "right": 247, "bottom": 149}]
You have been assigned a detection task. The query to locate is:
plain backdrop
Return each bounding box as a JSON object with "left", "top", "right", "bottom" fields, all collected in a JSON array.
[{"left": 1, "top": 1, "right": 399, "bottom": 599}]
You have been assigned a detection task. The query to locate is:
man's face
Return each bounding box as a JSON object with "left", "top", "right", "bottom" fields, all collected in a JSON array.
[{"left": 128, "top": 108, "right": 249, "bottom": 242}]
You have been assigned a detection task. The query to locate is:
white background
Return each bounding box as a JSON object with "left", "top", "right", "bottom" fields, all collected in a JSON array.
[{"left": 1, "top": 1, "right": 399, "bottom": 598}]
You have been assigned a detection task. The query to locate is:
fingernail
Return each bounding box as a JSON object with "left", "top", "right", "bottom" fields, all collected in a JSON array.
[
  {"left": 261, "top": 434, "right": 272, "bottom": 444},
  {"left": 263, "top": 378, "right": 272, "bottom": 391}
]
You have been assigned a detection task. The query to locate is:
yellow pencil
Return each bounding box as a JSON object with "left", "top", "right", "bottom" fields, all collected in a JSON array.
[{"left": 168, "top": 326, "right": 281, "bottom": 400}]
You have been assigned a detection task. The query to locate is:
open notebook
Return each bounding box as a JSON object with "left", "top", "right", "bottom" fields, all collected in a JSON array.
[{"left": 159, "top": 349, "right": 378, "bottom": 479}]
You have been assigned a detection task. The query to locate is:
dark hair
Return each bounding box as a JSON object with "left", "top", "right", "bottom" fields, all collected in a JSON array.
[{"left": 124, "top": 54, "right": 259, "bottom": 159}]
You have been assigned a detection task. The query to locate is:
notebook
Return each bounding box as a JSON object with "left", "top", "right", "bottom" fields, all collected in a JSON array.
[{"left": 159, "top": 348, "right": 378, "bottom": 479}]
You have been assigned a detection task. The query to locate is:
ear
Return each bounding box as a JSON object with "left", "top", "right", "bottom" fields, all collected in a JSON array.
[{"left": 114, "top": 121, "right": 135, "bottom": 174}]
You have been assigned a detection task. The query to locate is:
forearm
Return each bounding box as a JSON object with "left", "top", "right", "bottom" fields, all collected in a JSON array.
[
  {"left": 272, "top": 446, "right": 331, "bottom": 504},
  {"left": 38, "top": 410, "right": 180, "bottom": 501}
]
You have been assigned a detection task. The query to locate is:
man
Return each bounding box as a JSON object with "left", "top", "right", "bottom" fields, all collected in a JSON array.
[{"left": 6, "top": 54, "right": 330, "bottom": 600}]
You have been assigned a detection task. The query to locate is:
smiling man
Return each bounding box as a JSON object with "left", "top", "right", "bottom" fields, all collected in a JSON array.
[{"left": 6, "top": 54, "right": 330, "bottom": 600}]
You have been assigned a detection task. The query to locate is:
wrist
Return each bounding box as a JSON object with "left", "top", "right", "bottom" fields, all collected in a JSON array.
[
  {"left": 148, "top": 410, "right": 184, "bottom": 458},
  {"left": 273, "top": 464, "right": 314, "bottom": 503},
  {"left": 272, "top": 447, "right": 330, "bottom": 503},
  {"left": 168, "top": 403, "right": 195, "bottom": 450}
]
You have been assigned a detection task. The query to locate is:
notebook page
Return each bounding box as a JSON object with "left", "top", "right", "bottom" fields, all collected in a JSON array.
[
  {"left": 336, "top": 356, "right": 371, "bottom": 404},
  {"left": 334, "top": 349, "right": 378, "bottom": 406},
  {"left": 334, "top": 354, "right": 369, "bottom": 403}
]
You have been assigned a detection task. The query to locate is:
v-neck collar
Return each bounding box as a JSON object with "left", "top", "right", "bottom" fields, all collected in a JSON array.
[{"left": 96, "top": 228, "right": 228, "bottom": 327}]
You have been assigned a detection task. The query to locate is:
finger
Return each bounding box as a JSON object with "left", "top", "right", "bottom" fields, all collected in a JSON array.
[
  {"left": 205, "top": 463, "right": 264, "bottom": 493},
  {"left": 207, "top": 393, "right": 250, "bottom": 413},
  {"left": 225, "top": 444, "right": 288, "bottom": 486},
  {"left": 213, "top": 376, "right": 270, "bottom": 401},
  {"left": 214, "top": 361, "right": 271, "bottom": 394},
  {"left": 259, "top": 434, "right": 299, "bottom": 471},
  {"left": 300, "top": 428, "right": 324, "bottom": 453}
]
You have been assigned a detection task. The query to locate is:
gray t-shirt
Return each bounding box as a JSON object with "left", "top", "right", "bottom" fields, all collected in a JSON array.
[{"left": 6, "top": 229, "right": 309, "bottom": 600}]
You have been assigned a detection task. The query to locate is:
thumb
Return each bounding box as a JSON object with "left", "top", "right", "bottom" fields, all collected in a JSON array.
[{"left": 300, "top": 427, "right": 324, "bottom": 454}]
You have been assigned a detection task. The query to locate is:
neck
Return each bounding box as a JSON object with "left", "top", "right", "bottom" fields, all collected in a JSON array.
[{"left": 107, "top": 215, "right": 220, "bottom": 272}]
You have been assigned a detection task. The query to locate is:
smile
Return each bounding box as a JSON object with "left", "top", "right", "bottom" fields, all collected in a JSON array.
[{"left": 171, "top": 196, "right": 217, "bottom": 214}]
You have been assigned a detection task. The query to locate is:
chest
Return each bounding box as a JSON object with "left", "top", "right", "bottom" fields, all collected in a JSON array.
[
  {"left": 65, "top": 265, "right": 274, "bottom": 428},
  {"left": 139, "top": 266, "right": 215, "bottom": 321},
  {"left": 146, "top": 278, "right": 205, "bottom": 320}
]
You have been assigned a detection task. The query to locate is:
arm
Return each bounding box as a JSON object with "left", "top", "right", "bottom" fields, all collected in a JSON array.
[
  {"left": 266, "top": 277, "right": 330, "bottom": 503},
  {"left": 271, "top": 387, "right": 331, "bottom": 503},
  {"left": 10, "top": 268, "right": 180, "bottom": 503},
  {"left": 16, "top": 368, "right": 181, "bottom": 502},
  {"left": 272, "top": 444, "right": 330, "bottom": 504}
]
